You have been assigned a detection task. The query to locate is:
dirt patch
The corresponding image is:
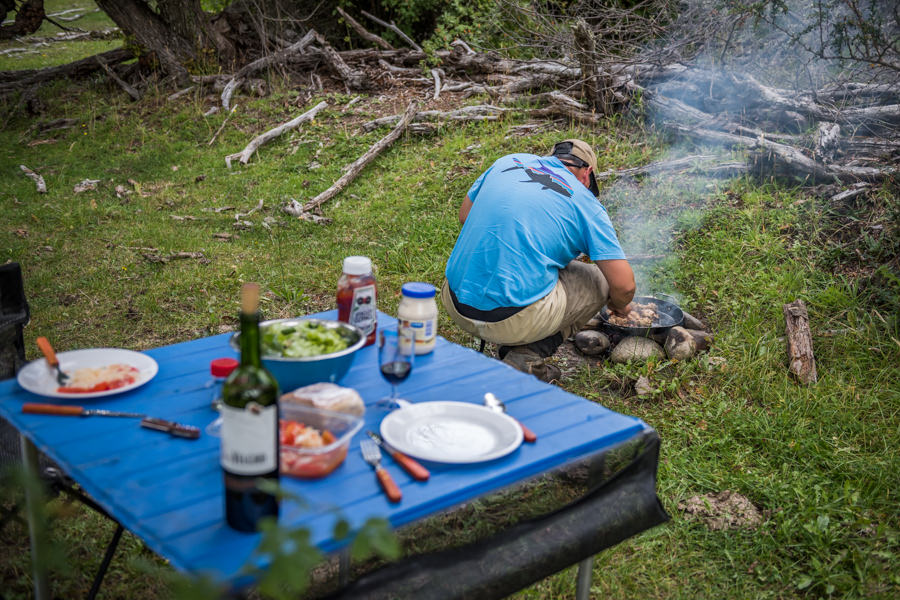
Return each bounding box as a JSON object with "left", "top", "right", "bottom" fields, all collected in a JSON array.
[
  {"left": 553, "top": 340, "right": 600, "bottom": 380},
  {"left": 678, "top": 490, "right": 765, "bottom": 530}
]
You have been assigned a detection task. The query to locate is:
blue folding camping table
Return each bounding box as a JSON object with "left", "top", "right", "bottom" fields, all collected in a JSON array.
[{"left": 0, "top": 310, "right": 667, "bottom": 599}]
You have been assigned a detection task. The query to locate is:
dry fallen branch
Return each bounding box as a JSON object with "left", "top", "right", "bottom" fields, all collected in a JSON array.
[
  {"left": 311, "top": 31, "right": 369, "bottom": 91},
  {"left": 299, "top": 100, "right": 419, "bottom": 214},
  {"left": 222, "top": 30, "right": 316, "bottom": 110},
  {"left": 142, "top": 251, "right": 208, "bottom": 264},
  {"left": 208, "top": 105, "right": 237, "bottom": 146},
  {"left": 96, "top": 55, "right": 141, "bottom": 101},
  {"left": 594, "top": 154, "right": 749, "bottom": 180},
  {"left": 783, "top": 299, "right": 817, "bottom": 384},
  {"left": 225, "top": 101, "right": 327, "bottom": 167},
  {"left": 235, "top": 199, "right": 264, "bottom": 220},
  {"left": 432, "top": 68, "right": 444, "bottom": 100},
  {"left": 362, "top": 104, "right": 506, "bottom": 132},
  {"left": 336, "top": 7, "right": 393, "bottom": 50},
  {"left": 19, "top": 164, "right": 46, "bottom": 193},
  {"left": 360, "top": 10, "right": 422, "bottom": 52}
]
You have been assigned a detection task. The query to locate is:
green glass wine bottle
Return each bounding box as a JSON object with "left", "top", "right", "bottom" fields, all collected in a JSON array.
[{"left": 220, "top": 282, "right": 280, "bottom": 532}]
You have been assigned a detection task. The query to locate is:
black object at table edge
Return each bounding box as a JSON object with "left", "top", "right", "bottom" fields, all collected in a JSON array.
[{"left": 323, "top": 429, "right": 669, "bottom": 600}]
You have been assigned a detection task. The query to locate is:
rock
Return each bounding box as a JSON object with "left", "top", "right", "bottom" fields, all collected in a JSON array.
[
  {"left": 634, "top": 375, "right": 653, "bottom": 396},
  {"left": 682, "top": 311, "right": 706, "bottom": 330},
  {"left": 665, "top": 326, "right": 697, "bottom": 360},
  {"left": 609, "top": 336, "right": 665, "bottom": 363},
  {"left": 686, "top": 329, "right": 713, "bottom": 352},
  {"left": 650, "top": 331, "right": 668, "bottom": 346},
  {"left": 584, "top": 314, "right": 602, "bottom": 329},
  {"left": 573, "top": 330, "right": 610, "bottom": 355}
]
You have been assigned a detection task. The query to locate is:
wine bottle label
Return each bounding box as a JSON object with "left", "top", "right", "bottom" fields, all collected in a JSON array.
[
  {"left": 220, "top": 403, "right": 277, "bottom": 475},
  {"left": 348, "top": 284, "right": 376, "bottom": 336}
]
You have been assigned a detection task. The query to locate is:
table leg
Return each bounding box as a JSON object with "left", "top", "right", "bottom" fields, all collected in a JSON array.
[
  {"left": 339, "top": 547, "right": 351, "bottom": 588},
  {"left": 575, "top": 555, "right": 593, "bottom": 600},
  {"left": 21, "top": 433, "right": 50, "bottom": 600}
]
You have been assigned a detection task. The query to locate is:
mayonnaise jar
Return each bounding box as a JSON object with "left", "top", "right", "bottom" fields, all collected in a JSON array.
[{"left": 398, "top": 282, "right": 437, "bottom": 355}]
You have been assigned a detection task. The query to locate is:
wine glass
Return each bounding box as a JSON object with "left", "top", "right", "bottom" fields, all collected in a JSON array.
[{"left": 377, "top": 324, "right": 414, "bottom": 410}]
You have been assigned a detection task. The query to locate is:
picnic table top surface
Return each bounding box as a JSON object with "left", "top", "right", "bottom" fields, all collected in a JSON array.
[{"left": 0, "top": 310, "right": 649, "bottom": 587}]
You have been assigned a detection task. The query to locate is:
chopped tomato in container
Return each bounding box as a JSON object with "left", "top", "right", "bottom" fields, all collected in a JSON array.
[{"left": 278, "top": 404, "right": 363, "bottom": 479}]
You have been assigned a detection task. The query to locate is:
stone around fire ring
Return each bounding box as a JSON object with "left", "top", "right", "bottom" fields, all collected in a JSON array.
[
  {"left": 573, "top": 330, "right": 610, "bottom": 355},
  {"left": 609, "top": 336, "right": 664, "bottom": 363},
  {"left": 665, "top": 326, "right": 697, "bottom": 360},
  {"left": 682, "top": 311, "right": 706, "bottom": 330}
]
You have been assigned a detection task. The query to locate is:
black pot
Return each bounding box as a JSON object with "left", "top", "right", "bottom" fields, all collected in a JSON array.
[{"left": 598, "top": 295, "right": 684, "bottom": 338}]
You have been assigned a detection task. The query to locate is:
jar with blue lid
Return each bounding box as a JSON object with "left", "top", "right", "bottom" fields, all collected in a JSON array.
[{"left": 398, "top": 282, "right": 437, "bottom": 355}]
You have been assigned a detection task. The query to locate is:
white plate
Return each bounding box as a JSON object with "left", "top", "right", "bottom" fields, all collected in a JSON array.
[
  {"left": 17, "top": 348, "right": 159, "bottom": 400},
  {"left": 380, "top": 401, "right": 523, "bottom": 464}
]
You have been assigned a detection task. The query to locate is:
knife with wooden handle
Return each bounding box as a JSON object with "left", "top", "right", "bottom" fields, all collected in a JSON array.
[
  {"left": 366, "top": 431, "right": 430, "bottom": 481},
  {"left": 22, "top": 403, "right": 200, "bottom": 439},
  {"left": 23, "top": 403, "right": 145, "bottom": 418}
]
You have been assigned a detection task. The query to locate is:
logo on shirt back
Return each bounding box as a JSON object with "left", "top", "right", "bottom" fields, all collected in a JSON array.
[{"left": 501, "top": 158, "right": 573, "bottom": 198}]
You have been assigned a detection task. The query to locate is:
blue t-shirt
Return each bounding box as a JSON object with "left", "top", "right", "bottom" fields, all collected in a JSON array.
[{"left": 445, "top": 153, "right": 625, "bottom": 310}]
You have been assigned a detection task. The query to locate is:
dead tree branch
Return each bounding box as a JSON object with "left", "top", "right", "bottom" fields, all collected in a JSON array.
[
  {"left": 222, "top": 30, "right": 316, "bottom": 110},
  {"left": 311, "top": 31, "right": 369, "bottom": 91},
  {"left": 360, "top": 10, "right": 423, "bottom": 52},
  {"left": 336, "top": 7, "right": 393, "bottom": 50},
  {"left": 300, "top": 101, "right": 419, "bottom": 214},
  {"left": 225, "top": 101, "right": 327, "bottom": 167},
  {"left": 96, "top": 55, "right": 141, "bottom": 101},
  {"left": 783, "top": 299, "right": 817, "bottom": 385},
  {"left": 20, "top": 164, "right": 46, "bottom": 193}
]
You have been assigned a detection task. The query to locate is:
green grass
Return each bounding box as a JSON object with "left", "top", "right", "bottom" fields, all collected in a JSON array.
[{"left": 2, "top": 18, "right": 899, "bottom": 600}]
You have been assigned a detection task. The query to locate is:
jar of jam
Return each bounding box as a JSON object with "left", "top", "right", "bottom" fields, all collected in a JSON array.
[{"left": 337, "top": 256, "right": 377, "bottom": 346}]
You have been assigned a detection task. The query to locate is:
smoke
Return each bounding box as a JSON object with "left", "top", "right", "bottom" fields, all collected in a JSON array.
[{"left": 596, "top": 0, "right": 898, "bottom": 298}]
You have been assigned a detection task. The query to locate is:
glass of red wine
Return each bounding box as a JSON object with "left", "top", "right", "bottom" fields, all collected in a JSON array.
[{"left": 377, "top": 324, "right": 414, "bottom": 410}]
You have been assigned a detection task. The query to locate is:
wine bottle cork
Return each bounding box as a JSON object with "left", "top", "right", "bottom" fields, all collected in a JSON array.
[{"left": 241, "top": 282, "right": 260, "bottom": 314}]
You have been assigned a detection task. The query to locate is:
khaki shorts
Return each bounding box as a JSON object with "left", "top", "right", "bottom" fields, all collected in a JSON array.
[{"left": 441, "top": 260, "right": 610, "bottom": 346}]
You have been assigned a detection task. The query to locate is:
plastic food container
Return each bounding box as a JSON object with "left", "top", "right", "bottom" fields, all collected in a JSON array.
[{"left": 278, "top": 404, "right": 363, "bottom": 479}]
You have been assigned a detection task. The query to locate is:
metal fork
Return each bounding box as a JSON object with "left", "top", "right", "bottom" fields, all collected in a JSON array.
[{"left": 360, "top": 439, "right": 402, "bottom": 503}]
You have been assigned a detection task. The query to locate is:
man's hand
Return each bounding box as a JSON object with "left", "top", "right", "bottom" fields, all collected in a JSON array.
[
  {"left": 595, "top": 259, "right": 636, "bottom": 313},
  {"left": 608, "top": 301, "right": 633, "bottom": 318}
]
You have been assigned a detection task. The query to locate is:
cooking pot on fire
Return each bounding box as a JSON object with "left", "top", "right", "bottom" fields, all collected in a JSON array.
[{"left": 598, "top": 295, "right": 684, "bottom": 338}]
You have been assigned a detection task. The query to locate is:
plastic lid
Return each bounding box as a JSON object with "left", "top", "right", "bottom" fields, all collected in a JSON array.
[
  {"left": 401, "top": 282, "right": 436, "bottom": 298},
  {"left": 342, "top": 256, "right": 372, "bottom": 276},
  {"left": 210, "top": 357, "right": 239, "bottom": 377}
]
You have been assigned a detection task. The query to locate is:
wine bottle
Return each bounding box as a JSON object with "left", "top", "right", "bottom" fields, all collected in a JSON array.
[{"left": 220, "top": 282, "right": 280, "bottom": 532}]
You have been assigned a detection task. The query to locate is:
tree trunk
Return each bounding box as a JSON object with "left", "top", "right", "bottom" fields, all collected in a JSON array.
[
  {"left": 94, "top": 0, "right": 193, "bottom": 82},
  {"left": 157, "top": 0, "right": 235, "bottom": 66},
  {"left": 0, "top": 0, "right": 45, "bottom": 40}
]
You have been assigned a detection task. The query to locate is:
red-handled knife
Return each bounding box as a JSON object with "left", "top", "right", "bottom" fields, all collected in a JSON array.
[{"left": 366, "top": 431, "right": 430, "bottom": 481}]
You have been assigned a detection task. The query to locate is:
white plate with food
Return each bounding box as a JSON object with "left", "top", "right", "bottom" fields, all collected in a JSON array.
[
  {"left": 380, "top": 401, "right": 523, "bottom": 464},
  {"left": 17, "top": 348, "right": 159, "bottom": 400}
]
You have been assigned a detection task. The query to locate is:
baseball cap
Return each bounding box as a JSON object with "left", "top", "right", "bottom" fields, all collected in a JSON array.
[{"left": 551, "top": 139, "right": 599, "bottom": 197}]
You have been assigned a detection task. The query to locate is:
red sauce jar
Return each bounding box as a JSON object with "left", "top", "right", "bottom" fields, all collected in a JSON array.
[{"left": 336, "top": 256, "right": 377, "bottom": 346}]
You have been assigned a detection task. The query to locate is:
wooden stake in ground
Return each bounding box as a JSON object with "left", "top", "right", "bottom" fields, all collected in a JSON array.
[
  {"left": 783, "top": 299, "right": 817, "bottom": 384},
  {"left": 20, "top": 164, "right": 46, "bottom": 193},
  {"left": 300, "top": 100, "right": 419, "bottom": 214},
  {"left": 225, "top": 101, "right": 327, "bottom": 167}
]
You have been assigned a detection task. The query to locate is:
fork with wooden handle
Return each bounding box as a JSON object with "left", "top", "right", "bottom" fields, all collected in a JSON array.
[
  {"left": 36, "top": 337, "right": 69, "bottom": 385},
  {"left": 360, "top": 439, "right": 402, "bottom": 503}
]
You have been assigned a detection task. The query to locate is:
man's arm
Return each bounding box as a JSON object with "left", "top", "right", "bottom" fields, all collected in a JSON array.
[
  {"left": 595, "top": 259, "right": 636, "bottom": 316},
  {"left": 458, "top": 195, "right": 473, "bottom": 224}
]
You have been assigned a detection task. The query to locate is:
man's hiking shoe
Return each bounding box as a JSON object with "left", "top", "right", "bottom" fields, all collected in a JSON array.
[{"left": 502, "top": 348, "right": 561, "bottom": 384}]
